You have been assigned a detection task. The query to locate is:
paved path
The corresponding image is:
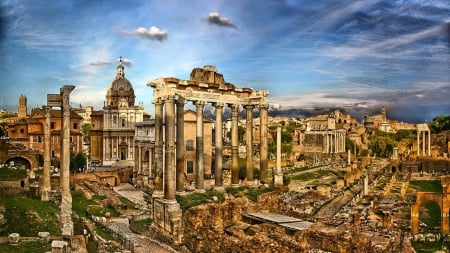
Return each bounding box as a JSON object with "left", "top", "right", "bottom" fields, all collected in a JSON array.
[{"left": 314, "top": 184, "right": 361, "bottom": 219}]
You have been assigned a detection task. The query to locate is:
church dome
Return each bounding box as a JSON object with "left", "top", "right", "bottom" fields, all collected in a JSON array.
[{"left": 106, "top": 57, "right": 135, "bottom": 108}]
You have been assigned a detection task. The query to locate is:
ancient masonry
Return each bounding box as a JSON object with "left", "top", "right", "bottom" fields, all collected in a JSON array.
[
  {"left": 47, "top": 85, "right": 75, "bottom": 238},
  {"left": 147, "top": 65, "right": 269, "bottom": 243}
]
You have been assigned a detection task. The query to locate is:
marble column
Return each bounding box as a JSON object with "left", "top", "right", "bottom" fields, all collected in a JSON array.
[
  {"left": 164, "top": 97, "right": 176, "bottom": 200},
  {"left": 195, "top": 101, "right": 205, "bottom": 191},
  {"left": 214, "top": 103, "right": 224, "bottom": 188},
  {"left": 274, "top": 125, "right": 283, "bottom": 187},
  {"left": 231, "top": 104, "right": 240, "bottom": 185},
  {"left": 245, "top": 105, "right": 254, "bottom": 182},
  {"left": 154, "top": 99, "right": 164, "bottom": 195},
  {"left": 417, "top": 131, "right": 420, "bottom": 155},
  {"left": 176, "top": 99, "right": 185, "bottom": 192},
  {"left": 422, "top": 131, "right": 425, "bottom": 156},
  {"left": 259, "top": 104, "right": 269, "bottom": 185},
  {"left": 60, "top": 85, "right": 75, "bottom": 238},
  {"left": 428, "top": 130, "right": 431, "bottom": 156},
  {"left": 41, "top": 105, "right": 51, "bottom": 201}
]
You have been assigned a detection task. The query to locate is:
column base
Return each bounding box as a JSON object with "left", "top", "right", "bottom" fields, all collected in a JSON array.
[
  {"left": 176, "top": 191, "right": 189, "bottom": 196},
  {"left": 152, "top": 198, "right": 183, "bottom": 244},
  {"left": 213, "top": 186, "right": 225, "bottom": 192},
  {"left": 195, "top": 188, "right": 206, "bottom": 193},
  {"left": 274, "top": 174, "right": 284, "bottom": 187}
]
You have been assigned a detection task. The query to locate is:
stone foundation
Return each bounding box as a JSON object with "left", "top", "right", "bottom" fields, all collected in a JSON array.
[{"left": 152, "top": 199, "right": 182, "bottom": 244}]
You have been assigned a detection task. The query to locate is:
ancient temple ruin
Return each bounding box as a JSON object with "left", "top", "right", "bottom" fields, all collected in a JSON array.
[{"left": 147, "top": 65, "right": 270, "bottom": 243}]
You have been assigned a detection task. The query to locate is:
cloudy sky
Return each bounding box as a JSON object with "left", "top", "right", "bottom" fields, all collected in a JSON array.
[{"left": 0, "top": 0, "right": 449, "bottom": 123}]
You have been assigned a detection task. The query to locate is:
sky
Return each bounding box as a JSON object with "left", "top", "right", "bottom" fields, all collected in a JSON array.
[{"left": 0, "top": 0, "right": 449, "bottom": 123}]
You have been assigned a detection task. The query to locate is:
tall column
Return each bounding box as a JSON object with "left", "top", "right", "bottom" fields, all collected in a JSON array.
[
  {"left": 231, "top": 104, "right": 240, "bottom": 185},
  {"left": 41, "top": 105, "right": 51, "bottom": 201},
  {"left": 259, "top": 104, "right": 269, "bottom": 185},
  {"left": 60, "top": 85, "right": 75, "bottom": 238},
  {"left": 195, "top": 101, "right": 205, "bottom": 191},
  {"left": 326, "top": 134, "right": 330, "bottom": 153},
  {"left": 274, "top": 125, "right": 283, "bottom": 186},
  {"left": 417, "top": 131, "right": 420, "bottom": 156},
  {"left": 214, "top": 103, "right": 224, "bottom": 188},
  {"left": 428, "top": 130, "right": 431, "bottom": 156},
  {"left": 176, "top": 99, "right": 185, "bottom": 192},
  {"left": 154, "top": 99, "right": 164, "bottom": 195},
  {"left": 422, "top": 131, "right": 425, "bottom": 156},
  {"left": 245, "top": 105, "right": 254, "bottom": 183},
  {"left": 164, "top": 97, "right": 176, "bottom": 200}
]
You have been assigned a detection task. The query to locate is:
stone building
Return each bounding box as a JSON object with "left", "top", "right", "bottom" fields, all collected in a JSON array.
[
  {"left": 301, "top": 112, "right": 346, "bottom": 154},
  {"left": 7, "top": 107, "right": 83, "bottom": 160},
  {"left": 96, "top": 58, "right": 144, "bottom": 167}
]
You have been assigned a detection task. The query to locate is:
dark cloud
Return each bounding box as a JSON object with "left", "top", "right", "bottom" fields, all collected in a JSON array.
[{"left": 205, "top": 12, "right": 237, "bottom": 28}]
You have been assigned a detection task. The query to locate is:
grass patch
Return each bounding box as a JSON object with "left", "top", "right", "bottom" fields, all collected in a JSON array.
[
  {"left": 176, "top": 191, "right": 224, "bottom": 211},
  {"left": 0, "top": 240, "right": 51, "bottom": 253},
  {"left": 0, "top": 167, "right": 27, "bottom": 180},
  {"left": 0, "top": 197, "right": 60, "bottom": 236},
  {"left": 412, "top": 240, "right": 449, "bottom": 253},
  {"left": 409, "top": 180, "right": 442, "bottom": 192},
  {"left": 421, "top": 200, "right": 441, "bottom": 228},
  {"left": 95, "top": 227, "right": 113, "bottom": 241},
  {"left": 72, "top": 191, "right": 119, "bottom": 218},
  {"left": 225, "top": 186, "right": 274, "bottom": 202},
  {"left": 130, "top": 218, "right": 152, "bottom": 234},
  {"left": 290, "top": 170, "right": 335, "bottom": 181}
]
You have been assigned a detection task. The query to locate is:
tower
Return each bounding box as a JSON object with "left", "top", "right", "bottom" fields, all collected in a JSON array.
[
  {"left": 18, "top": 95, "right": 27, "bottom": 118},
  {"left": 381, "top": 106, "right": 386, "bottom": 122}
]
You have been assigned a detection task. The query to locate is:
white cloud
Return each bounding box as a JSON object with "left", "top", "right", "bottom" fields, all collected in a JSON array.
[{"left": 119, "top": 26, "right": 168, "bottom": 41}]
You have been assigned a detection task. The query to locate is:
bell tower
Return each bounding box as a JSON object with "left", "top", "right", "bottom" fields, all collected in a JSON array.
[{"left": 18, "top": 95, "right": 27, "bottom": 118}]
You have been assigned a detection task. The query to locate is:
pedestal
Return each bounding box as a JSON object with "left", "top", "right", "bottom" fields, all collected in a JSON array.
[
  {"left": 152, "top": 199, "right": 183, "bottom": 244},
  {"left": 274, "top": 174, "right": 284, "bottom": 187}
]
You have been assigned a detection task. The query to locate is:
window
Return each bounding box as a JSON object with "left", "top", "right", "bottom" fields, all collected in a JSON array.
[
  {"left": 20, "top": 128, "right": 24, "bottom": 134},
  {"left": 186, "top": 140, "right": 194, "bottom": 151},
  {"left": 51, "top": 122, "right": 55, "bottom": 129},
  {"left": 122, "top": 118, "right": 126, "bottom": 127},
  {"left": 186, "top": 161, "right": 194, "bottom": 174},
  {"left": 38, "top": 135, "right": 42, "bottom": 143},
  {"left": 73, "top": 123, "right": 78, "bottom": 130}
]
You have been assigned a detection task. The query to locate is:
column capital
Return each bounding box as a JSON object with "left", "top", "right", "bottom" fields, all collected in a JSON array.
[
  {"left": 259, "top": 103, "right": 269, "bottom": 110},
  {"left": 176, "top": 97, "right": 186, "bottom": 105},
  {"left": 213, "top": 102, "right": 225, "bottom": 108},
  {"left": 194, "top": 100, "right": 206, "bottom": 106},
  {"left": 245, "top": 104, "right": 254, "bottom": 111},
  {"left": 60, "top": 85, "right": 75, "bottom": 95}
]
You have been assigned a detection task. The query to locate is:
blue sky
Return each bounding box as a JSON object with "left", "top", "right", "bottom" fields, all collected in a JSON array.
[{"left": 0, "top": 0, "right": 449, "bottom": 123}]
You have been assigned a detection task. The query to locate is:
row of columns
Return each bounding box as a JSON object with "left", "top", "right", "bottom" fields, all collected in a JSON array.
[
  {"left": 417, "top": 130, "right": 431, "bottom": 156},
  {"left": 153, "top": 96, "right": 268, "bottom": 201},
  {"left": 325, "top": 131, "right": 345, "bottom": 154}
]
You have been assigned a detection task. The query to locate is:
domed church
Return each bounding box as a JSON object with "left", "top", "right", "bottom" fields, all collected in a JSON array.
[{"left": 101, "top": 57, "right": 144, "bottom": 166}]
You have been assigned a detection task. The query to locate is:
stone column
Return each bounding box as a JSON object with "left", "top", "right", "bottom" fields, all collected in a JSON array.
[
  {"left": 214, "top": 103, "right": 224, "bottom": 188},
  {"left": 60, "top": 85, "right": 75, "bottom": 238},
  {"left": 164, "top": 97, "right": 176, "bottom": 200},
  {"left": 195, "top": 101, "right": 205, "bottom": 191},
  {"left": 176, "top": 99, "right": 185, "bottom": 192},
  {"left": 428, "top": 130, "right": 431, "bottom": 156},
  {"left": 231, "top": 104, "right": 240, "bottom": 185},
  {"left": 259, "top": 104, "right": 269, "bottom": 185},
  {"left": 274, "top": 125, "right": 284, "bottom": 187},
  {"left": 245, "top": 105, "right": 254, "bottom": 183},
  {"left": 154, "top": 99, "right": 164, "bottom": 196},
  {"left": 422, "top": 131, "right": 425, "bottom": 156},
  {"left": 348, "top": 149, "right": 351, "bottom": 165},
  {"left": 41, "top": 105, "right": 51, "bottom": 201},
  {"left": 417, "top": 131, "right": 420, "bottom": 156},
  {"left": 326, "top": 134, "right": 330, "bottom": 153}
]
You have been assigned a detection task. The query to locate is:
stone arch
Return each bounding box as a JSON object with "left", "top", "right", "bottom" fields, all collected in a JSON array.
[
  {"left": 411, "top": 192, "right": 449, "bottom": 235},
  {"left": 4, "top": 156, "right": 32, "bottom": 170}
]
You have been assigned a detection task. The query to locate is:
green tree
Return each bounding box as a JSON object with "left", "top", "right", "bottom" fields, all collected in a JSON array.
[
  {"left": 429, "top": 115, "right": 450, "bottom": 133},
  {"left": 0, "top": 122, "right": 8, "bottom": 138},
  {"left": 82, "top": 123, "right": 91, "bottom": 144},
  {"left": 70, "top": 152, "right": 86, "bottom": 173}
]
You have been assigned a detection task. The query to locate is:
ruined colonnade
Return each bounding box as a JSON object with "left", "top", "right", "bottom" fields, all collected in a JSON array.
[{"left": 416, "top": 123, "right": 431, "bottom": 157}]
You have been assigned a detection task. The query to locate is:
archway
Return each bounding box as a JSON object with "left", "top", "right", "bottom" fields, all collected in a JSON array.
[
  {"left": 4, "top": 156, "right": 32, "bottom": 170},
  {"left": 419, "top": 200, "right": 442, "bottom": 233}
]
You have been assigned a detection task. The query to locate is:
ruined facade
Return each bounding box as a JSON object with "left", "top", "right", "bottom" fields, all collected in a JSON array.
[
  {"left": 147, "top": 65, "right": 269, "bottom": 243},
  {"left": 301, "top": 113, "right": 346, "bottom": 154}
]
